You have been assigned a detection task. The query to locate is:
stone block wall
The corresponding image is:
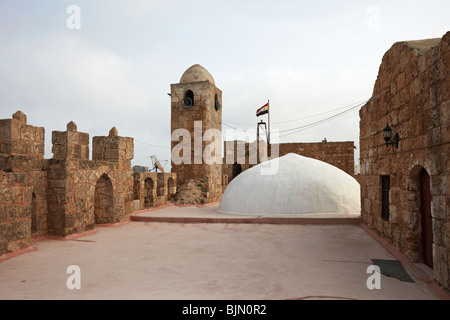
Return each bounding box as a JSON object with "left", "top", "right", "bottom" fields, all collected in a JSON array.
[
  {"left": 52, "top": 121, "right": 89, "bottom": 160},
  {"left": 0, "top": 111, "right": 45, "bottom": 172},
  {"left": 0, "top": 112, "right": 136, "bottom": 257},
  {"left": 93, "top": 127, "right": 134, "bottom": 171},
  {"left": 133, "top": 172, "right": 176, "bottom": 210},
  {"left": 275, "top": 141, "right": 355, "bottom": 176},
  {"left": 47, "top": 124, "right": 134, "bottom": 236},
  {"left": 0, "top": 171, "right": 33, "bottom": 255},
  {"left": 170, "top": 79, "right": 223, "bottom": 203},
  {"left": 359, "top": 32, "right": 450, "bottom": 290},
  {"left": 0, "top": 111, "right": 47, "bottom": 256}
]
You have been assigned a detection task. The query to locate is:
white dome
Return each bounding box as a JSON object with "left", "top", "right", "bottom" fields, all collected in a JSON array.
[{"left": 218, "top": 153, "right": 361, "bottom": 216}]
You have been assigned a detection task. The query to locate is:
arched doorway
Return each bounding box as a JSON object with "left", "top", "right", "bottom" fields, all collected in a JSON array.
[
  {"left": 157, "top": 175, "right": 164, "bottom": 197},
  {"left": 133, "top": 177, "right": 140, "bottom": 201},
  {"left": 419, "top": 168, "right": 433, "bottom": 268},
  {"left": 144, "top": 178, "right": 154, "bottom": 208},
  {"left": 30, "top": 192, "right": 38, "bottom": 234},
  {"left": 168, "top": 177, "right": 175, "bottom": 200},
  {"left": 232, "top": 162, "right": 242, "bottom": 180},
  {"left": 94, "top": 174, "right": 114, "bottom": 224}
]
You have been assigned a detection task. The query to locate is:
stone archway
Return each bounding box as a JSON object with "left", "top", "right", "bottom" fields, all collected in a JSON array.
[
  {"left": 405, "top": 164, "right": 435, "bottom": 266},
  {"left": 144, "top": 178, "right": 155, "bottom": 208},
  {"left": 419, "top": 168, "right": 433, "bottom": 268},
  {"left": 94, "top": 174, "right": 114, "bottom": 224},
  {"left": 232, "top": 162, "right": 242, "bottom": 180},
  {"left": 30, "top": 192, "right": 38, "bottom": 234}
]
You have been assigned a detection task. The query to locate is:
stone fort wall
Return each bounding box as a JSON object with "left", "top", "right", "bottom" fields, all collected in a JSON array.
[
  {"left": 359, "top": 32, "right": 450, "bottom": 290},
  {"left": 133, "top": 172, "right": 177, "bottom": 211},
  {"left": 0, "top": 111, "right": 48, "bottom": 255},
  {"left": 0, "top": 111, "right": 172, "bottom": 258}
]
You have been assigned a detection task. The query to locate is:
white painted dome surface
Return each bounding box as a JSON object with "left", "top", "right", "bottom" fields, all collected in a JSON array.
[
  {"left": 218, "top": 153, "right": 361, "bottom": 216},
  {"left": 180, "top": 64, "right": 215, "bottom": 85}
]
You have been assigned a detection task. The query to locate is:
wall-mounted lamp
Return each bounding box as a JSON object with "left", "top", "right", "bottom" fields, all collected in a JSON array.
[{"left": 382, "top": 122, "right": 399, "bottom": 148}]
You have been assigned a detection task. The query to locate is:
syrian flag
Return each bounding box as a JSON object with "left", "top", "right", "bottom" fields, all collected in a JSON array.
[{"left": 256, "top": 103, "right": 269, "bottom": 117}]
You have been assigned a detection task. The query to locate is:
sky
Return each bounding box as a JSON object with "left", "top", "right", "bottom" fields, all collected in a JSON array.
[{"left": 1, "top": 0, "right": 449, "bottom": 171}]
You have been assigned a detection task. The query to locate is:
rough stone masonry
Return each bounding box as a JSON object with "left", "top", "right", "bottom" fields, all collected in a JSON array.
[
  {"left": 0, "top": 113, "right": 138, "bottom": 255},
  {"left": 0, "top": 111, "right": 179, "bottom": 258},
  {"left": 359, "top": 31, "right": 450, "bottom": 291}
]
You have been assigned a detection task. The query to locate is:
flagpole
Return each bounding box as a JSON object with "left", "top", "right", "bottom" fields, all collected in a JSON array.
[{"left": 267, "top": 99, "right": 270, "bottom": 151}]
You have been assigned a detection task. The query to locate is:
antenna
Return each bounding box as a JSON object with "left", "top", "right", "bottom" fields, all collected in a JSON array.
[{"left": 150, "top": 155, "right": 165, "bottom": 173}]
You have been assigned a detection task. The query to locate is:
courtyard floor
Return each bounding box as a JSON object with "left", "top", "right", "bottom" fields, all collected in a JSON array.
[{"left": 0, "top": 203, "right": 447, "bottom": 300}]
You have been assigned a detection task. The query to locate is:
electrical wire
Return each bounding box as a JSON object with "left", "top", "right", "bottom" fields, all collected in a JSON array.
[
  {"left": 275, "top": 90, "right": 390, "bottom": 137},
  {"left": 134, "top": 139, "right": 170, "bottom": 149},
  {"left": 277, "top": 102, "right": 365, "bottom": 137},
  {"left": 223, "top": 98, "right": 369, "bottom": 126},
  {"left": 223, "top": 100, "right": 364, "bottom": 138},
  {"left": 223, "top": 90, "right": 389, "bottom": 138},
  {"left": 223, "top": 121, "right": 253, "bottom": 132},
  {"left": 135, "top": 91, "right": 389, "bottom": 148},
  {"left": 272, "top": 98, "right": 369, "bottom": 124}
]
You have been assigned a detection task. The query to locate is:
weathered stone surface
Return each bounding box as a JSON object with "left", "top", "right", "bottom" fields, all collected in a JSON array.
[
  {"left": 360, "top": 31, "right": 450, "bottom": 290},
  {"left": 66, "top": 121, "right": 77, "bottom": 132},
  {"left": 12, "top": 110, "right": 27, "bottom": 125},
  {"left": 434, "top": 244, "right": 449, "bottom": 287},
  {"left": 171, "top": 65, "right": 222, "bottom": 203},
  {"left": 0, "top": 109, "right": 142, "bottom": 252},
  {"left": 109, "top": 127, "right": 118, "bottom": 137}
]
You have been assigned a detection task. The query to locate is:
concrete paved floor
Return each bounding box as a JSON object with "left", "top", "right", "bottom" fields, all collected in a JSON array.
[{"left": 0, "top": 204, "right": 446, "bottom": 300}]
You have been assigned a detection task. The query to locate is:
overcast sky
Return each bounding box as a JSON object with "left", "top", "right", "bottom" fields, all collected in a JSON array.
[{"left": 1, "top": 0, "right": 449, "bottom": 170}]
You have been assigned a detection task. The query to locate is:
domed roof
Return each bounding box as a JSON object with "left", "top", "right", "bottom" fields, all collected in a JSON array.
[
  {"left": 218, "top": 153, "right": 361, "bottom": 216},
  {"left": 180, "top": 64, "right": 215, "bottom": 85}
]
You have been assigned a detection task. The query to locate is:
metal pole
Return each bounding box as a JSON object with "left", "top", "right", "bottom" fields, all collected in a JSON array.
[
  {"left": 257, "top": 121, "right": 260, "bottom": 163},
  {"left": 267, "top": 99, "right": 270, "bottom": 156}
]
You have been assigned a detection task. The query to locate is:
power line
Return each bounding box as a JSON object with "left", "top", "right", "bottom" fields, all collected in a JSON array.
[
  {"left": 135, "top": 91, "right": 389, "bottom": 147},
  {"left": 276, "top": 90, "right": 390, "bottom": 137},
  {"left": 222, "top": 120, "right": 255, "bottom": 126},
  {"left": 223, "top": 90, "right": 390, "bottom": 138},
  {"left": 134, "top": 139, "right": 170, "bottom": 149},
  {"left": 223, "top": 98, "right": 369, "bottom": 126},
  {"left": 223, "top": 121, "right": 253, "bottom": 132},
  {"left": 223, "top": 100, "right": 365, "bottom": 138},
  {"left": 277, "top": 102, "right": 365, "bottom": 137},
  {"left": 272, "top": 99, "right": 368, "bottom": 124}
]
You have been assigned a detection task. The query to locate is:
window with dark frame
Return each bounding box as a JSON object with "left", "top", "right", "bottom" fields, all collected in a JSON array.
[{"left": 381, "top": 175, "right": 390, "bottom": 221}]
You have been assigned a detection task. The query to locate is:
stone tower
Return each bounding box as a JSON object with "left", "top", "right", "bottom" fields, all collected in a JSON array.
[{"left": 170, "top": 64, "right": 223, "bottom": 203}]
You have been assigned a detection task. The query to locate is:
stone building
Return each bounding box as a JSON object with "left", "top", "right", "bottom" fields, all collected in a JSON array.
[
  {"left": 0, "top": 111, "right": 47, "bottom": 253},
  {"left": 359, "top": 32, "right": 450, "bottom": 290},
  {"left": 133, "top": 172, "right": 177, "bottom": 211},
  {"left": 0, "top": 112, "right": 136, "bottom": 257},
  {"left": 170, "top": 64, "right": 223, "bottom": 203}
]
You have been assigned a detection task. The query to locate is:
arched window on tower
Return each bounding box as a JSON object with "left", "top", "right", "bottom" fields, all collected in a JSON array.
[
  {"left": 182, "top": 90, "right": 194, "bottom": 108},
  {"left": 215, "top": 94, "right": 221, "bottom": 111}
]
